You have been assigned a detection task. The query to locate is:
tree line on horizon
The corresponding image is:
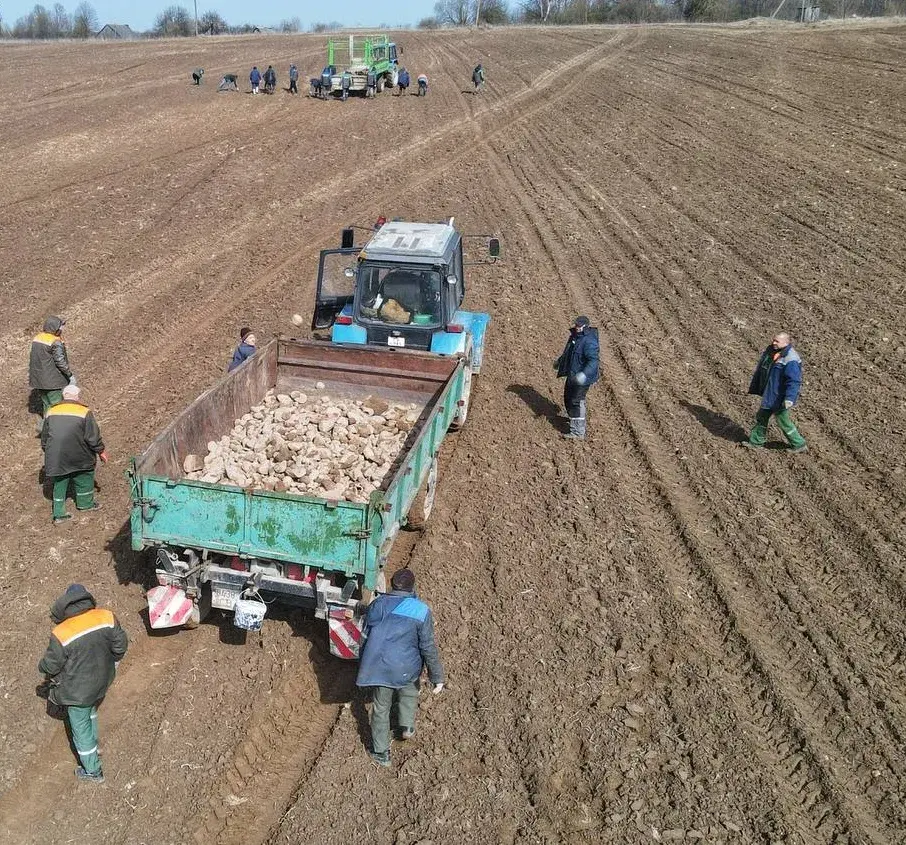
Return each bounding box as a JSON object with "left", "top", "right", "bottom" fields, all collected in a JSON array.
[{"left": 2, "top": 0, "right": 903, "bottom": 39}]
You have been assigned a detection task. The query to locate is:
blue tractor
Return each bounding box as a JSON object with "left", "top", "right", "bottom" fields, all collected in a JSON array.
[{"left": 311, "top": 219, "right": 498, "bottom": 428}]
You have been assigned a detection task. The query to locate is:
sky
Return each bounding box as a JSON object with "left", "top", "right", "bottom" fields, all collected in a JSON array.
[{"left": 1, "top": 0, "right": 435, "bottom": 31}]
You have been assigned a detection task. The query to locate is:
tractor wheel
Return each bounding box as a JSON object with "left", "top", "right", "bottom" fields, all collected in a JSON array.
[{"left": 405, "top": 458, "right": 438, "bottom": 530}]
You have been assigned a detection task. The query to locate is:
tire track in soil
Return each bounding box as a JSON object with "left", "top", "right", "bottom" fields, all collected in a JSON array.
[
  {"left": 467, "top": 135, "right": 847, "bottom": 840},
  {"left": 491, "top": 108, "right": 901, "bottom": 840}
]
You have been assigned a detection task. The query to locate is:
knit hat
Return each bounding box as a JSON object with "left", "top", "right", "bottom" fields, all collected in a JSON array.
[
  {"left": 66, "top": 583, "right": 87, "bottom": 595},
  {"left": 391, "top": 568, "right": 416, "bottom": 591},
  {"left": 574, "top": 315, "right": 590, "bottom": 328},
  {"left": 43, "top": 315, "right": 66, "bottom": 334},
  {"left": 62, "top": 384, "right": 80, "bottom": 400}
]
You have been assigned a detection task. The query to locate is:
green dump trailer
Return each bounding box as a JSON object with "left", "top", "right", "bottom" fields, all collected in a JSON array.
[{"left": 130, "top": 338, "right": 467, "bottom": 657}]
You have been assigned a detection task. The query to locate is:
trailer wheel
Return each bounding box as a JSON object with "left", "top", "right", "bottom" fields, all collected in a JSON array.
[
  {"left": 405, "top": 458, "right": 438, "bottom": 530},
  {"left": 450, "top": 344, "right": 474, "bottom": 431}
]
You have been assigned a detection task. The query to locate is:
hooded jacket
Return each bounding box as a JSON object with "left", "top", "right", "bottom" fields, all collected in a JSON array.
[
  {"left": 250, "top": 67, "right": 261, "bottom": 85},
  {"left": 41, "top": 399, "right": 104, "bottom": 476},
  {"left": 556, "top": 326, "right": 600, "bottom": 386},
  {"left": 38, "top": 586, "right": 128, "bottom": 706},
  {"left": 356, "top": 590, "right": 444, "bottom": 689},
  {"left": 29, "top": 326, "right": 72, "bottom": 390},
  {"left": 748, "top": 344, "right": 802, "bottom": 411}
]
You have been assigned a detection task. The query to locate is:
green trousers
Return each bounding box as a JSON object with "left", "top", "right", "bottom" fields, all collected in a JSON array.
[
  {"left": 749, "top": 408, "right": 806, "bottom": 448},
  {"left": 370, "top": 681, "right": 420, "bottom": 754},
  {"left": 52, "top": 470, "right": 95, "bottom": 519},
  {"left": 39, "top": 389, "right": 64, "bottom": 417},
  {"left": 66, "top": 703, "right": 101, "bottom": 775}
]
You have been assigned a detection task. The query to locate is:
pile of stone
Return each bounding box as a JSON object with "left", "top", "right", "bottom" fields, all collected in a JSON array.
[{"left": 182, "top": 388, "right": 421, "bottom": 503}]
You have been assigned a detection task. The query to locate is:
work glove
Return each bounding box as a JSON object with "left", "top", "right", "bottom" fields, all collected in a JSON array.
[
  {"left": 99, "top": 450, "right": 109, "bottom": 463},
  {"left": 571, "top": 371, "right": 588, "bottom": 386},
  {"left": 783, "top": 400, "right": 794, "bottom": 410},
  {"left": 432, "top": 683, "right": 445, "bottom": 695},
  {"left": 68, "top": 374, "right": 77, "bottom": 386},
  {"left": 552, "top": 357, "right": 560, "bottom": 372},
  {"left": 114, "top": 662, "right": 120, "bottom": 672}
]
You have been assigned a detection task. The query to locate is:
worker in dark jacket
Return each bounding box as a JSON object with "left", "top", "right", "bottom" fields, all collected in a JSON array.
[
  {"left": 42, "top": 385, "right": 107, "bottom": 524},
  {"left": 289, "top": 63, "right": 299, "bottom": 94},
  {"left": 554, "top": 316, "right": 600, "bottom": 440},
  {"left": 472, "top": 63, "right": 485, "bottom": 92},
  {"left": 250, "top": 66, "right": 261, "bottom": 94},
  {"left": 743, "top": 331, "right": 807, "bottom": 453},
  {"left": 29, "top": 315, "right": 75, "bottom": 422},
  {"left": 356, "top": 568, "right": 444, "bottom": 768},
  {"left": 397, "top": 67, "right": 410, "bottom": 95},
  {"left": 228, "top": 327, "right": 256, "bottom": 372},
  {"left": 39, "top": 584, "right": 128, "bottom": 783}
]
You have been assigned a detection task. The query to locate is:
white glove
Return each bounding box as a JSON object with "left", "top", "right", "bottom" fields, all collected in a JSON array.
[
  {"left": 432, "top": 683, "right": 444, "bottom": 695},
  {"left": 783, "top": 400, "right": 794, "bottom": 410},
  {"left": 114, "top": 662, "right": 120, "bottom": 671},
  {"left": 573, "top": 371, "right": 587, "bottom": 386},
  {"left": 68, "top": 374, "right": 77, "bottom": 386}
]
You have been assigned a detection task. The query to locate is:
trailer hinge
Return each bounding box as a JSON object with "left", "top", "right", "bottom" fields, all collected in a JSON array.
[{"left": 344, "top": 529, "right": 372, "bottom": 540}]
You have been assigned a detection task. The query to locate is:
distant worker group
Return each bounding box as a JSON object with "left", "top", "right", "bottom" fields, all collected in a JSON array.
[{"left": 194, "top": 59, "right": 485, "bottom": 101}]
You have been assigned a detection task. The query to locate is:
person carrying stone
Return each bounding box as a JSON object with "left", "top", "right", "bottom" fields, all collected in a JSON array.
[
  {"left": 554, "top": 316, "right": 600, "bottom": 440},
  {"left": 42, "top": 384, "right": 107, "bottom": 524},
  {"left": 289, "top": 63, "right": 299, "bottom": 94},
  {"left": 356, "top": 568, "right": 444, "bottom": 768},
  {"left": 38, "top": 584, "right": 128, "bottom": 784},
  {"left": 228, "top": 327, "right": 256, "bottom": 372},
  {"left": 742, "top": 331, "right": 807, "bottom": 453},
  {"left": 29, "top": 315, "right": 75, "bottom": 426},
  {"left": 192, "top": 68, "right": 204, "bottom": 85}
]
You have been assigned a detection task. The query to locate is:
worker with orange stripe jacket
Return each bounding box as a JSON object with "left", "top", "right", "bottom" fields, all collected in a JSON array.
[
  {"left": 29, "top": 315, "right": 75, "bottom": 423},
  {"left": 38, "top": 584, "right": 128, "bottom": 784},
  {"left": 41, "top": 384, "right": 108, "bottom": 524}
]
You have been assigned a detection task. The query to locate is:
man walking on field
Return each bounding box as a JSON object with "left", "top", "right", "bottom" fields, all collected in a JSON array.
[
  {"left": 29, "top": 315, "right": 76, "bottom": 426},
  {"left": 39, "top": 583, "right": 128, "bottom": 783},
  {"left": 356, "top": 568, "right": 444, "bottom": 768},
  {"left": 742, "top": 331, "right": 807, "bottom": 453}
]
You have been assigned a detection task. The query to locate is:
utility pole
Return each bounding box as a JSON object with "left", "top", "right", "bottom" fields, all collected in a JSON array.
[{"left": 194, "top": 0, "right": 198, "bottom": 35}]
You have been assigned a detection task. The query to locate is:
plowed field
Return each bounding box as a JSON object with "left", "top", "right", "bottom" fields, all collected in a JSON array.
[{"left": 0, "top": 20, "right": 904, "bottom": 845}]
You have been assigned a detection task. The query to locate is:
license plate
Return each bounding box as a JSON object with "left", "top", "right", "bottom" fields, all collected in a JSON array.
[
  {"left": 388, "top": 336, "right": 405, "bottom": 347},
  {"left": 212, "top": 587, "right": 239, "bottom": 610}
]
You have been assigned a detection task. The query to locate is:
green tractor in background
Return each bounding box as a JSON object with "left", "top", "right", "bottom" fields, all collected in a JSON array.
[{"left": 320, "top": 35, "right": 399, "bottom": 98}]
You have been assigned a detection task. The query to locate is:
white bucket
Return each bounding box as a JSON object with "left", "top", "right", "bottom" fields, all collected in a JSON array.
[{"left": 233, "top": 590, "right": 267, "bottom": 631}]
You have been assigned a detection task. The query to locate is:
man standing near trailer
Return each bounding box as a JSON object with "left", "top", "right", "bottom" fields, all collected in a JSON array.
[
  {"left": 356, "top": 568, "right": 444, "bottom": 768},
  {"left": 42, "top": 385, "right": 107, "bottom": 524},
  {"left": 554, "top": 316, "right": 600, "bottom": 440},
  {"left": 39, "top": 583, "right": 128, "bottom": 783}
]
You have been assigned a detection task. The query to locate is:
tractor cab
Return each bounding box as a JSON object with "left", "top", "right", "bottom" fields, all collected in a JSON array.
[{"left": 313, "top": 221, "right": 467, "bottom": 352}]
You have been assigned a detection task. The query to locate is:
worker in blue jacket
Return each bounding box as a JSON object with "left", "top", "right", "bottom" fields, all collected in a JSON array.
[
  {"left": 227, "top": 327, "right": 256, "bottom": 372},
  {"left": 249, "top": 66, "right": 261, "bottom": 94},
  {"left": 743, "top": 331, "right": 807, "bottom": 453},
  {"left": 356, "top": 568, "right": 444, "bottom": 768},
  {"left": 554, "top": 316, "right": 600, "bottom": 440}
]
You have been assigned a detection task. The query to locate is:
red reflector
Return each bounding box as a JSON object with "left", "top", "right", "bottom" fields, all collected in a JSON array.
[
  {"left": 375, "top": 216, "right": 386, "bottom": 229},
  {"left": 230, "top": 556, "right": 247, "bottom": 571},
  {"left": 286, "top": 564, "right": 303, "bottom": 581},
  {"left": 337, "top": 315, "right": 353, "bottom": 325},
  {"left": 445, "top": 323, "right": 464, "bottom": 333}
]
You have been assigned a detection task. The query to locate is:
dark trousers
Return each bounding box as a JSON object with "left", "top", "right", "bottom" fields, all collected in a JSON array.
[
  {"left": 289, "top": 78, "right": 298, "bottom": 94},
  {"left": 564, "top": 382, "right": 589, "bottom": 437}
]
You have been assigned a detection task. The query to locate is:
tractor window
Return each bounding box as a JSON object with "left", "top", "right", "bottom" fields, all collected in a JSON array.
[{"left": 357, "top": 266, "right": 442, "bottom": 327}]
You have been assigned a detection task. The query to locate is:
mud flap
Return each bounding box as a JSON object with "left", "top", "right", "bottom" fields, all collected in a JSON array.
[
  {"left": 147, "top": 585, "right": 196, "bottom": 629},
  {"left": 327, "top": 608, "right": 364, "bottom": 659}
]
